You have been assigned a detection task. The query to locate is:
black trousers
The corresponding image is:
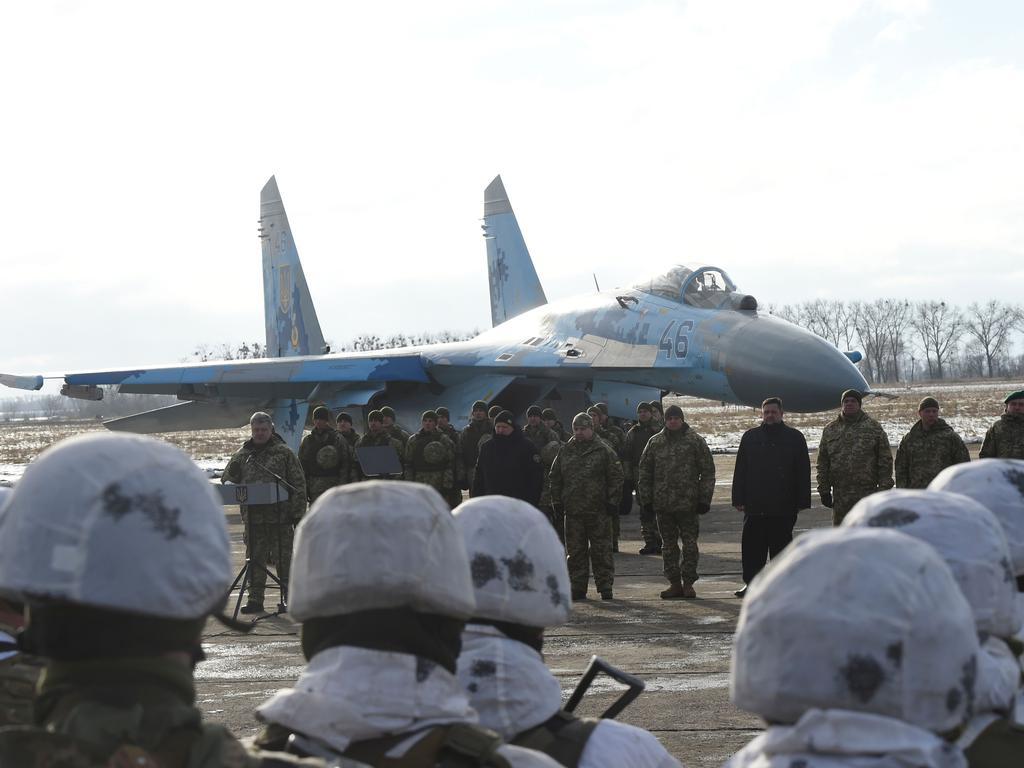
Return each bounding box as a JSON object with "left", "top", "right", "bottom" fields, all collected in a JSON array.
[{"left": 741, "top": 513, "right": 797, "bottom": 584}]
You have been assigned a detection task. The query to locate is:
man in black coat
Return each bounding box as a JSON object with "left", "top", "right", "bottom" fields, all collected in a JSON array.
[
  {"left": 471, "top": 410, "right": 544, "bottom": 506},
  {"left": 731, "top": 397, "right": 811, "bottom": 598}
]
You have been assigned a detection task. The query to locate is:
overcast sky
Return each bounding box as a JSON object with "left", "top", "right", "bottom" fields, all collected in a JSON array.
[{"left": 3, "top": 0, "right": 1022, "bottom": 383}]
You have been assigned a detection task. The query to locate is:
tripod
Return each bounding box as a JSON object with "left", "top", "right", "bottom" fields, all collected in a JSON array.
[{"left": 230, "top": 459, "right": 300, "bottom": 621}]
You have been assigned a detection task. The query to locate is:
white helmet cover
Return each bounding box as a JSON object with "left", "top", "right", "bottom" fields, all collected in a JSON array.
[
  {"left": 0, "top": 433, "right": 231, "bottom": 619},
  {"left": 289, "top": 481, "right": 475, "bottom": 622},
  {"left": 731, "top": 527, "right": 979, "bottom": 733},
  {"left": 843, "top": 489, "right": 1018, "bottom": 639},
  {"left": 930, "top": 459, "right": 1024, "bottom": 575},
  {"left": 452, "top": 496, "right": 571, "bottom": 626}
]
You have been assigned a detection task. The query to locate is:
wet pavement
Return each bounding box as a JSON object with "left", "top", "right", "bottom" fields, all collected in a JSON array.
[{"left": 197, "top": 469, "right": 844, "bottom": 766}]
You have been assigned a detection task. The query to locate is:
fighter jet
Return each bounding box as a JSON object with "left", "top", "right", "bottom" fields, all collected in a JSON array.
[{"left": 1, "top": 176, "right": 869, "bottom": 451}]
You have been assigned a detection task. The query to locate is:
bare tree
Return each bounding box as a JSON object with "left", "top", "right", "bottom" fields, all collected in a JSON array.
[
  {"left": 911, "top": 301, "right": 963, "bottom": 380},
  {"left": 851, "top": 300, "right": 894, "bottom": 383},
  {"left": 964, "top": 300, "right": 1023, "bottom": 377},
  {"left": 879, "top": 299, "right": 913, "bottom": 382}
]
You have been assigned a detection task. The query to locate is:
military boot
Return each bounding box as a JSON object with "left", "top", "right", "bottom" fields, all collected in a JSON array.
[
  {"left": 660, "top": 580, "right": 686, "bottom": 599},
  {"left": 680, "top": 580, "right": 697, "bottom": 598},
  {"left": 638, "top": 540, "right": 659, "bottom": 555}
]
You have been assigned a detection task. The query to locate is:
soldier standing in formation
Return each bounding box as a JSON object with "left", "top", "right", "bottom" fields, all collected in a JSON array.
[
  {"left": 536, "top": 437, "right": 566, "bottom": 543},
  {"left": 625, "top": 403, "right": 662, "bottom": 555},
  {"left": 730, "top": 397, "right": 810, "bottom": 598},
  {"left": 223, "top": 411, "right": 307, "bottom": 615},
  {"left": 0, "top": 433, "right": 318, "bottom": 766},
  {"left": 354, "top": 409, "right": 405, "bottom": 479},
  {"left": 436, "top": 405, "right": 465, "bottom": 507},
  {"left": 587, "top": 404, "right": 627, "bottom": 552},
  {"left": 404, "top": 410, "right": 457, "bottom": 503},
  {"left": 298, "top": 406, "right": 356, "bottom": 503},
  {"left": 894, "top": 396, "right": 970, "bottom": 488},
  {"left": 649, "top": 400, "right": 664, "bottom": 429},
  {"left": 549, "top": 412, "right": 623, "bottom": 600},
  {"left": 335, "top": 411, "right": 360, "bottom": 449},
  {"left": 523, "top": 404, "right": 558, "bottom": 450},
  {"left": 461, "top": 400, "right": 492, "bottom": 494},
  {"left": 472, "top": 410, "right": 544, "bottom": 505},
  {"left": 379, "top": 405, "right": 410, "bottom": 449},
  {"left": 816, "top": 389, "right": 894, "bottom": 525},
  {"left": 980, "top": 389, "right": 1024, "bottom": 459},
  {"left": 542, "top": 407, "right": 569, "bottom": 442},
  {"left": 638, "top": 404, "right": 715, "bottom": 600},
  {"left": 252, "top": 482, "right": 560, "bottom": 767},
  {"left": 453, "top": 496, "right": 683, "bottom": 767}
]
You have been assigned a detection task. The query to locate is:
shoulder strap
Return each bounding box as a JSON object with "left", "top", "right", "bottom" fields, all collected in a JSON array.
[{"left": 511, "top": 711, "right": 599, "bottom": 767}]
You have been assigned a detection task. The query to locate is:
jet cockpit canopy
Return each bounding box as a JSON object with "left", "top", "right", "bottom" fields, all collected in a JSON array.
[{"left": 632, "top": 265, "right": 757, "bottom": 311}]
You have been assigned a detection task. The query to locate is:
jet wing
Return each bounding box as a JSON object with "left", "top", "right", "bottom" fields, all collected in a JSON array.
[{"left": 2, "top": 352, "right": 431, "bottom": 398}]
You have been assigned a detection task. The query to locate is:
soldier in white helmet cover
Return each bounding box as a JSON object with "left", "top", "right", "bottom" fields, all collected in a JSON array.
[
  {"left": 727, "top": 527, "right": 980, "bottom": 768},
  {"left": 452, "top": 496, "right": 682, "bottom": 768},
  {"left": 843, "top": 489, "right": 1024, "bottom": 765},
  {"left": 0, "top": 433, "right": 322, "bottom": 767},
  {"left": 931, "top": 459, "right": 1024, "bottom": 592},
  {"left": 252, "top": 481, "right": 562, "bottom": 768}
]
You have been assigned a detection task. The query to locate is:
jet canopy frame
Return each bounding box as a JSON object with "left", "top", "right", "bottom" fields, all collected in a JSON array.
[{"left": 632, "top": 264, "right": 742, "bottom": 310}]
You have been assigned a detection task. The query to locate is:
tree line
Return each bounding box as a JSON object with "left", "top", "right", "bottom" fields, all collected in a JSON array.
[{"left": 769, "top": 299, "right": 1024, "bottom": 383}]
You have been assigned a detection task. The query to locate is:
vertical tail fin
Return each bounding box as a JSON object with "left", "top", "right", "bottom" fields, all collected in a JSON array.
[
  {"left": 483, "top": 175, "right": 547, "bottom": 326},
  {"left": 260, "top": 176, "right": 327, "bottom": 358}
]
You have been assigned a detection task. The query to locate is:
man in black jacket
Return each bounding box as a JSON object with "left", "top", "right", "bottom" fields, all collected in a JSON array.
[
  {"left": 471, "top": 410, "right": 544, "bottom": 506},
  {"left": 731, "top": 397, "right": 811, "bottom": 598}
]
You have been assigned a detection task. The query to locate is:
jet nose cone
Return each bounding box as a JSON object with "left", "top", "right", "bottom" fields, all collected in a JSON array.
[{"left": 724, "top": 317, "right": 868, "bottom": 412}]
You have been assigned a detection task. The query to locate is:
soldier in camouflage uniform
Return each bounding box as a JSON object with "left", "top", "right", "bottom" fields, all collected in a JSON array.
[
  {"left": 335, "top": 411, "right": 360, "bottom": 450},
  {"left": 436, "top": 406, "right": 465, "bottom": 508},
  {"left": 223, "top": 412, "right": 307, "bottom": 613},
  {"left": 816, "top": 389, "right": 894, "bottom": 526},
  {"left": 549, "top": 413, "right": 624, "bottom": 600},
  {"left": 542, "top": 407, "right": 569, "bottom": 442},
  {"left": 588, "top": 404, "right": 627, "bottom": 552},
  {"left": 460, "top": 400, "right": 492, "bottom": 494},
  {"left": 355, "top": 410, "right": 405, "bottom": 479},
  {"left": 536, "top": 438, "right": 565, "bottom": 544},
  {"left": 638, "top": 404, "right": 715, "bottom": 599},
  {"left": 649, "top": 400, "right": 664, "bottom": 429},
  {"left": 894, "top": 396, "right": 970, "bottom": 488},
  {"left": 625, "top": 402, "right": 662, "bottom": 554},
  {"left": 380, "top": 405, "right": 410, "bottom": 450},
  {"left": 523, "top": 405, "right": 558, "bottom": 451},
  {"left": 298, "top": 406, "right": 357, "bottom": 503},
  {"left": 980, "top": 390, "right": 1024, "bottom": 459},
  {"left": 0, "top": 434, "right": 321, "bottom": 768},
  {"left": 405, "top": 410, "right": 457, "bottom": 503}
]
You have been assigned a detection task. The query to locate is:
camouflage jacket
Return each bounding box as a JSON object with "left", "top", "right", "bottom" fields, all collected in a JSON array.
[
  {"left": 536, "top": 439, "right": 563, "bottom": 509},
  {"left": 439, "top": 423, "right": 465, "bottom": 484},
  {"left": 404, "top": 429, "right": 456, "bottom": 490},
  {"left": 548, "top": 437, "right": 623, "bottom": 517},
  {"left": 0, "top": 618, "right": 43, "bottom": 728},
  {"left": 0, "top": 658, "right": 325, "bottom": 767},
  {"left": 298, "top": 427, "right": 356, "bottom": 483},
  {"left": 224, "top": 434, "right": 307, "bottom": 524},
  {"left": 816, "top": 411, "right": 894, "bottom": 495},
  {"left": 894, "top": 418, "right": 970, "bottom": 488},
  {"left": 637, "top": 425, "right": 715, "bottom": 514},
  {"left": 595, "top": 424, "right": 626, "bottom": 457},
  {"left": 338, "top": 429, "right": 360, "bottom": 450},
  {"left": 386, "top": 424, "right": 411, "bottom": 449},
  {"left": 354, "top": 431, "right": 405, "bottom": 478},
  {"left": 523, "top": 423, "right": 558, "bottom": 451},
  {"left": 623, "top": 421, "right": 659, "bottom": 481},
  {"left": 459, "top": 419, "right": 492, "bottom": 467},
  {"left": 980, "top": 413, "right": 1024, "bottom": 460}
]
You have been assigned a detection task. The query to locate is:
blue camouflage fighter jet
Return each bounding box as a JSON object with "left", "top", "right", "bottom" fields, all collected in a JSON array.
[{"left": 1, "top": 176, "right": 869, "bottom": 451}]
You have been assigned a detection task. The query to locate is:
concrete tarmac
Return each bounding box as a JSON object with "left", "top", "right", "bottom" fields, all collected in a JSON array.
[{"left": 199, "top": 473, "right": 835, "bottom": 766}]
